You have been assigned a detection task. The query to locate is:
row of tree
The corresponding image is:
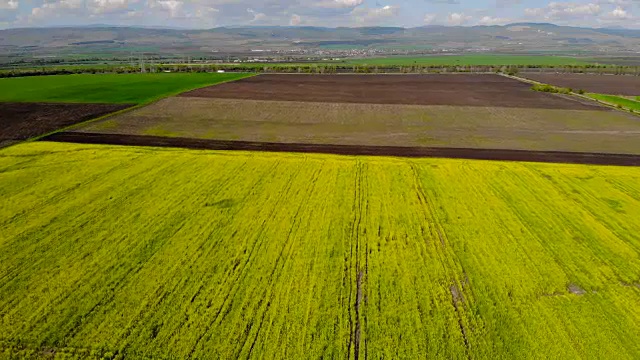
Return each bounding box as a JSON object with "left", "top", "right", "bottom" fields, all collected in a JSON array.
[{"left": 2, "top": 63, "right": 640, "bottom": 78}]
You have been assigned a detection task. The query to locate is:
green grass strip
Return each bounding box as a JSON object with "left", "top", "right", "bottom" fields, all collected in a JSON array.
[{"left": 587, "top": 93, "right": 640, "bottom": 112}]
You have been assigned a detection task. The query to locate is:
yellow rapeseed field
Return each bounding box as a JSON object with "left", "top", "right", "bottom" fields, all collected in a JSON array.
[{"left": 1, "top": 142, "right": 640, "bottom": 359}]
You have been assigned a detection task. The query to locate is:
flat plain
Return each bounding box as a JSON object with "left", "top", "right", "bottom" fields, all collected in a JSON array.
[
  {"left": 4, "top": 72, "right": 640, "bottom": 359},
  {"left": 522, "top": 73, "right": 640, "bottom": 96},
  {"left": 74, "top": 74, "right": 640, "bottom": 159},
  {"left": 0, "top": 73, "right": 252, "bottom": 147},
  {"left": 2, "top": 141, "right": 640, "bottom": 359}
]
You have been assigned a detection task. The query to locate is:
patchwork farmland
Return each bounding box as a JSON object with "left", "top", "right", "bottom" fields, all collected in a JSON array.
[
  {"left": 2, "top": 72, "right": 640, "bottom": 359},
  {"left": 0, "top": 73, "right": 253, "bottom": 149},
  {"left": 64, "top": 74, "right": 640, "bottom": 161}
]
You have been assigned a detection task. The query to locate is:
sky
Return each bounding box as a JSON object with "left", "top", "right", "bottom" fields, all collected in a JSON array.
[{"left": 0, "top": 0, "right": 638, "bottom": 29}]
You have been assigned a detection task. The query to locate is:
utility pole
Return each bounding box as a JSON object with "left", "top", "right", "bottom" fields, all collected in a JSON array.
[{"left": 140, "top": 53, "right": 146, "bottom": 73}]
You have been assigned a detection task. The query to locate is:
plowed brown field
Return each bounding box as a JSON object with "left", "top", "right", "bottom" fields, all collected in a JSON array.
[
  {"left": 522, "top": 73, "right": 640, "bottom": 95},
  {"left": 0, "top": 102, "right": 131, "bottom": 147},
  {"left": 180, "top": 74, "right": 602, "bottom": 109}
]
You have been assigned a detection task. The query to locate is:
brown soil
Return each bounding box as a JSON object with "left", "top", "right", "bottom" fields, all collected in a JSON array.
[
  {"left": 77, "top": 97, "right": 640, "bottom": 155},
  {"left": 522, "top": 73, "right": 640, "bottom": 96},
  {"left": 42, "top": 132, "right": 640, "bottom": 166},
  {"left": 0, "top": 102, "right": 131, "bottom": 146},
  {"left": 179, "top": 74, "right": 600, "bottom": 110}
]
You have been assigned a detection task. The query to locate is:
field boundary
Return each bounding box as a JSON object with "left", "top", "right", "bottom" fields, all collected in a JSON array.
[
  {"left": 42, "top": 132, "right": 640, "bottom": 166},
  {"left": 0, "top": 73, "right": 257, "bottom": 150},
  {"left": 503, "top": 73, "right": 640, "bottom": 117}
]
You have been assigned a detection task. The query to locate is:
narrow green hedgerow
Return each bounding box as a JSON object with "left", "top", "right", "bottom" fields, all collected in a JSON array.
[{"left": 531, "top": 83, "right": 573, "bottom": 94}]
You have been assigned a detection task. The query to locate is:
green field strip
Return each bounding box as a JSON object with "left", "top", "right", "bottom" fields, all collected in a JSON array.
[
  {"left": 0, "top": 73, "right": 254, "bottom": 104},
  {"left": 586, "top": 93, "right": 640, "bottom": 113},
  {"left": 2, "top": 142, "right": 640, "bottom": 358}
]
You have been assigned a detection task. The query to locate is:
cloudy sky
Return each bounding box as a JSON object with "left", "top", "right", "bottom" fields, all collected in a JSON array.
[{"left": 0, "top": 0, "right": 638, "bottom": 29}]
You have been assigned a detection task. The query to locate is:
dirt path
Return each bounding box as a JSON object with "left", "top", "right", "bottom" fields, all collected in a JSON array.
[{"left": 42, "top": 132, "right": 640, "bottom": 166}]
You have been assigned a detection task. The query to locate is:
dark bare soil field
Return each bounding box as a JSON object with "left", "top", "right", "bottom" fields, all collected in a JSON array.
[
  {"left": 522, "top": 73, "right": 640, "bottom": 95},
  {"left": 180, "top": 74, "right": 602, "bottom": 110},
  {"left": 0, "top": 102, "right": 131, "bottom": 146},
  {"left": 43, "top": 132, "right": 640, "bottom": 166}
]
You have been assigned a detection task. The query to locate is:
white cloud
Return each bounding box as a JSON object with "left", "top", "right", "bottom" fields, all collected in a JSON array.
[
  {"left": 194, "top": 4, "right": 218, "bottom": 20},
  {"left": 352, "top": 5, "right": 399, "bottom": 24},
  {"left": 593, "top": 5, "right": 634, "bottom": 24},
  {"left": 247, "top": 8, "right": 266, "bottom": 23},
  {"left": 290, "top": 13, "right": 301, "bottom": 25},
  {"left": 0, "top": 0, "right": 18, "bottom": 10},
  {"left": 478, "top": 16, "right": 511, "bottom": 25},
  {"left": 523, "top": 7, "right": 544, "bottom": 16},
  {"left": 597, "top": 0, "right": 631, "bottom": 5},
  {"left": 0, "top": 0, "right": 18, "bottom": 21},
  {"left": 146, "top": 0, "right": 183, "bottom": 17},
  {"left": 447, "top": 12, "right": 472, "bottom": 25},
  {"left": 316, "top": 0, "right": 364, "bottom": 8},
  {"left": 608, "top": 5, "right": 632, "bottom": 18},
  {"left": 30, "top": 0, "right": 84, "bottom": 20},
  {"left": 551, "top": 2, "right": 600, "bottom": 16},
  {"left": 525, "top": 2, "right": 602, "bottom": 21},
  {"left": 4, "top": 0, "right": 639, "bottom": 29},
  {"left": 423, "top": 13, "right": 437, "bottom": 24}
]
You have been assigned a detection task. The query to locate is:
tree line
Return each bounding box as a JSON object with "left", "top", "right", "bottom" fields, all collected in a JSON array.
[{"left": 2, "top": 63, "right": 640, "bottom": 78}]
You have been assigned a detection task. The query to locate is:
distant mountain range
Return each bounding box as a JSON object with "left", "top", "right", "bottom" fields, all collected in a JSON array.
[{"left": 1, "top": 24, "right": 640, "bottom": 62}]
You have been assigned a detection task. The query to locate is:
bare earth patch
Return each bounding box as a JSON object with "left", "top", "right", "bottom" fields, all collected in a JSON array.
[
  {"left": 0, "top": 102, "right": 131, "bottom": 147},
  {"left": 568, "top": 284, "right": 586, "bottom": 295},
  {"left": 179, "top": 74, "right": 604, "bottom": 110}
]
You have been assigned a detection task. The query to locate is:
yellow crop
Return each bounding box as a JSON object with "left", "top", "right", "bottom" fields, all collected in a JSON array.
[{"left": 1, "top": 142, "right": 639, "bottom": 359}]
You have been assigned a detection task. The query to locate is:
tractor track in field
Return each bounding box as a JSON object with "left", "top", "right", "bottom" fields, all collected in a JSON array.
[{"left": 43, "top": 132, "right": 640, "bottom": 167}]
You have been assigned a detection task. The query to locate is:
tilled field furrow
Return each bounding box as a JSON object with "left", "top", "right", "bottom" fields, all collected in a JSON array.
[{"left": 178, "top": 74, "right": 600, "bottom": 109}]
